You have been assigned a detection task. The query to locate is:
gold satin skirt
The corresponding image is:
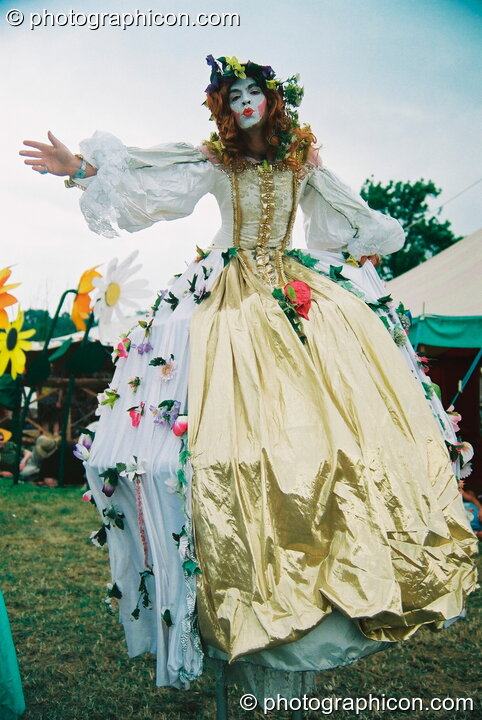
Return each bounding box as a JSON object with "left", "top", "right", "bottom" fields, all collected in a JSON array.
[{"left": 188, "top": 254, "right": 477, "bottom": 661}]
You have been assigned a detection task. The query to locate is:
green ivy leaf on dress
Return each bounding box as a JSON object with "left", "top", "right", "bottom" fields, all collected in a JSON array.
[
  {"left": 149, "top": 354, "right": 174, "bottom": 367},
  {"left": 272, "top": 288, "right": 307, "bottom": 344},
  {"left": 221, "top": 247, "right": 238, "bottom": 266},
  {"left": 108, "top": 582, "right": 123, "bottom": 599},
  {"left": 188, "top": 274, "right": 198, "bottom": 294},
  {"left": 422, "top": 381, "right": 434, "bottom": 400},
  {"left": 286, "top": 249, "right": 319, "bottom": 269},
  {"left": 329, "top": 265, "right": 349, "bottom": 282},
  {"left": 396, "top": 301, "right": 412, "bottom": 330},
  {"left": 193, "top": 288, "right": 211, "bottom": 304},
  {"left": 131, "top": 569, "right": 154, "bottom": 620},
  {"left": 89, "top": 525, "right": 107, "bottom": 547},
  {"left": 162, "top": 609, "right": 173, "bottom": 627},
  {"left": 139, "top": 569, "right": 154, "bottom": 607},
  {"left": 367, "top": 295, "right": 392, "bottom": 313},
  {"left": 165, "top": 292, "right": 179, "bottom": 311},
  {"left": 182, "top": 559, "right": 202, "bottom": 576},
  {"left": 179, "top": 440, "right": 191, "bottom": 467},
  {"left": 102, "top": 505, "right": 125, "bottom": 530}
]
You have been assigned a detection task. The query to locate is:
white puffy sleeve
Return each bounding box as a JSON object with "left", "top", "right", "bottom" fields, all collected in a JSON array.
[
  {"left": 73, "top": 131, "right": 215, "bottom": 238},
  {"left": 299, "top": 166, "right": 405, "bottom": 259}
]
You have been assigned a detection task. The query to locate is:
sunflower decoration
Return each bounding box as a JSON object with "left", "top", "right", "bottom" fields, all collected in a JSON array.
[
  {"left": 92, "top": 251, "right": 150, "bottom": 328},
  {"left": 0, "top": 309, "right": 35, "bottom": 379},
  {"left": 71, "top": 265, "right": 102, "bottom": 331},
  {"left": 0, "top": 266, "right": 21, "bottom": 329}
]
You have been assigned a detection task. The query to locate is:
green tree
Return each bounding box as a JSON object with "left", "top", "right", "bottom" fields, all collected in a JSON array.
[
  {"left": 23, "top": 309, "right": 76, "bottom": 341},
  {"left": 360, "top": 178, "right": 461, "bottom": 280}
]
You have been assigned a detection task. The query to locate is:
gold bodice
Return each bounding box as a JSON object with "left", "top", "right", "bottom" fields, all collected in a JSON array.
[{"left": 214, "top": 163, "right": 302, "bottom": 287}]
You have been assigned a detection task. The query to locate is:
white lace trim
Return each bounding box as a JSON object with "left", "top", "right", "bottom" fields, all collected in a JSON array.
[{"left": 79, "top": 131, "right": 131, "bottom": 238}]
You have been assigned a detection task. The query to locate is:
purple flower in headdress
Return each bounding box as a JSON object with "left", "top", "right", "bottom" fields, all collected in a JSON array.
[
  {"left": 261, "top": 65, "right": 275, "bottom": 79},
  {"left": 205, "top": 54, "right": 222, "bottom": 93},
  {"left": 205, "top": 79, "right": 221, "bottom": 94},
  {"left": 206, "top": 54, "right": 219, "bottom": 73}
]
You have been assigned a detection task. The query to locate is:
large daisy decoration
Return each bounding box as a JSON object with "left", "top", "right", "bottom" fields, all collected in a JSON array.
[
  {"left": 92, "top": 251, "right": 150, "bottom": 328},
  {"left": 0, "top": 266, "right": 21, "bottom": 329},
  {"left": 0, "top": 309, "right": 35, "bottom": 379}
]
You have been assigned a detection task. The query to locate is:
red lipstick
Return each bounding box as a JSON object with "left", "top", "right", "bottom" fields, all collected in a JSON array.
[{"left": 242, "top": 108, "right": 254, "bottom": 117}]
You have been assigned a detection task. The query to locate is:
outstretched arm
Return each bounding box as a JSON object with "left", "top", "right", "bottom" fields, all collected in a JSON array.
[
  {"left": 19, "top": 131, "right": 97, "bottom": 178},
  {"left": 20, "top": 130, "right": 215, "bottom": 237}
]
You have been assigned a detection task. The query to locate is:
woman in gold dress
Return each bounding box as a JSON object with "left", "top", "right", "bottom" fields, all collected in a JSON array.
[{"left": 20, "top": 56, "right": 477, "bottom": 695}]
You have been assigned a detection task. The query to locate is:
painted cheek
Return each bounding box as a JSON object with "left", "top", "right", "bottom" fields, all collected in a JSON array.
[
  {"left": 257, "top": 97, "right": 267, "bottom": 118},
  {"left": 232, "top": 110, "right": 241, "bottom": 124}
]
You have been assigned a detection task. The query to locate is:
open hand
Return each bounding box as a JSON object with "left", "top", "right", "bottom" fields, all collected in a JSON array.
[{"left": 19, "top": 131, "right": 79, "bottom": 176}]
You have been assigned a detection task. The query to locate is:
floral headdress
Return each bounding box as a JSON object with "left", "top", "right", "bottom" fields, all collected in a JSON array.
[{"left": 205, "top": 55, "right": 304, "bottom": 126}]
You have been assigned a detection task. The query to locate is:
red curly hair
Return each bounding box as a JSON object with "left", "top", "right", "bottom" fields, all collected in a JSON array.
[{"left": 205, "top": 80, "right": 316, "bottom": 171}]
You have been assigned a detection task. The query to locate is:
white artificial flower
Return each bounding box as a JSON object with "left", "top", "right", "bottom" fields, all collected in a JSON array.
[
  {"left": 459, "top": 442, "right": 474, "bottom": 466},
  {"left": 459, "top": 461, "right": 473, "bottom": 480},
  {"left": 119, "top": 455, "right": 147, "bottom": 482},
  {"left": 159, "top": 360, "right": 177, "bottom": 382},
  {"left": 92, "top": 250, "right": 150, "bottom": 326}
]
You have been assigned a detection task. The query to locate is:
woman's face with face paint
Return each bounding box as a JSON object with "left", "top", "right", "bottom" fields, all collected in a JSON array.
[{"left": 228, "top": 77, "right": 267, "bottom": 130}]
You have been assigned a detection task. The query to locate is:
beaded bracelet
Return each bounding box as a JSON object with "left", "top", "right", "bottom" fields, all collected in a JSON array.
[{"left": 72, "top": 154, "right": 88, "bottom": 179}]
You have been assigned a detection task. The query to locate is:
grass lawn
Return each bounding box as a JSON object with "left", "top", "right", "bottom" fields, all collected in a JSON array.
[{"left": 1, "top": 481, "right": 480, "bottom": 720}]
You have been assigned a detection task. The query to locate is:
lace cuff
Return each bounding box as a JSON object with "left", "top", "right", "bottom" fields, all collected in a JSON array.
[{"left": 76, "top": 131, "right": 131, "bottom": 238}]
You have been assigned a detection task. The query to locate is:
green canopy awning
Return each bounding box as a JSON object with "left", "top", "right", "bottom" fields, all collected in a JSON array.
[{"left": 409, "top": 315, "right": 482, "bottom": 349}]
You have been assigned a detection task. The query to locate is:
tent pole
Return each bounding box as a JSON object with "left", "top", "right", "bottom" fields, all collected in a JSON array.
[{"left": 450, "top": 348, "right": 482, "bottom": 407}]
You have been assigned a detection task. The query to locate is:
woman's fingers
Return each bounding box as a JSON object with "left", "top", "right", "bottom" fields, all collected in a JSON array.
[
  {"left": 19, "top": 150, "right": 44, "bottom": 158},
  {"left": 24, "top": 159, "right": 47, "bottom": 167},
  {"left": 22, "top": 140, "right": 52, "bottom": 151},
  {"left": 47, "top": 130, "right": 62, "bottom": 147}
]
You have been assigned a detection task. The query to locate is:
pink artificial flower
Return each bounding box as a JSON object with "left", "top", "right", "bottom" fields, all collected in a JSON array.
[
  {"left": 116, "top": 337, "right": 131, "bottom": 359},
  {"left": 128, "top": 401, "right": 145, "bottom": 428},
  {"left": 82, "top": 490, "right": 92, "bottom": 502},
  {"left": 172, "top": 414, "right": 188, "bottom": 437},
  {"left": 446, "top": 405, "right": 462, "bottom": 433}
]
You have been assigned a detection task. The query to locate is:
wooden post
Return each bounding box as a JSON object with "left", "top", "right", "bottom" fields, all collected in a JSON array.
[{"left": 214, "top": 663, "right": 228, "bottom": 720}]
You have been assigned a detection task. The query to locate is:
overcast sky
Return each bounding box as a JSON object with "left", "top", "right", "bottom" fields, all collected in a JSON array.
[{"left": 1, "top": 0, "right": 481, "bottom": 313}]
